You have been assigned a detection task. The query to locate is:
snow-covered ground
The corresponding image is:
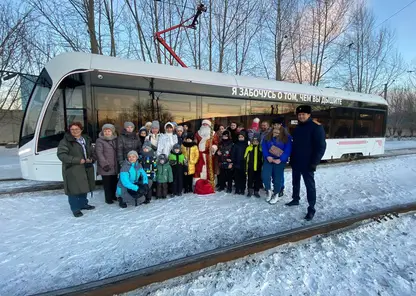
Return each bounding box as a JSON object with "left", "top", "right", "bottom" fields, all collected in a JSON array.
[
  {"left": 0, "top": 147, "right": 20, "bottom": 179},
  {"left": 129, "top": 213, "right": 416, "bottom": 296},
  {"left": 1, "top": 154, "right": 416, "bottom": 295},
  {"left": 385, "top": 139, "right": 416, "bottom": 151}
]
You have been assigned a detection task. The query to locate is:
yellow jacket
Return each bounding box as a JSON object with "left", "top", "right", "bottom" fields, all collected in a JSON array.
[{"left": 181, "top": 144, "right": 199, "bottom": 175}]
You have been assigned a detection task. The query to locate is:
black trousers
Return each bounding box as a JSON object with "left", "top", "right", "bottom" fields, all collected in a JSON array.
[
  {"left": 102, "top": 175, "right": 118, "bottom": 203},
  {"left": 172, "top": 170, "right": 184, "bottom": 195},
  {"left": 184, "top": 174, "right": 194, "bottom": 193},
  {"left": 234, "top": 168, "right": 246, "bottom": 193},
  {"left": 247, "top": 169, "right": 262, "bottom": 192},
  {"left": 218, "top": 168, "right": 233, "bottom": 191},
  {"left": 292, "top": 169, "right": 316, "bottom": 211}
]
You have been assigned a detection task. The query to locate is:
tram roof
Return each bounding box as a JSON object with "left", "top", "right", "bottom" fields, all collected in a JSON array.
[{"left": 45, "top": 52, "right": 387, "bottom": 106}]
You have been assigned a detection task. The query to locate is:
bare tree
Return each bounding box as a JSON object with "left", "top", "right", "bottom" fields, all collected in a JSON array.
[{"left": 341, "top": 2, "right": 405, "bottom": 94}]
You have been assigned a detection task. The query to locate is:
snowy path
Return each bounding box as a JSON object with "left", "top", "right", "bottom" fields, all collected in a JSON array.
[
  {"left": 1, "top": 155, "right": 416, "bottom": 295},
  {"left": 129, "top": 213, "right": 416, "bottom": 296}
]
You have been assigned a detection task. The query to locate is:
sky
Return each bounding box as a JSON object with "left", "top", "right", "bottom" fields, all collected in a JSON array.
[{"left": 371, "top": 0, "right": 416, "bottom": 67}]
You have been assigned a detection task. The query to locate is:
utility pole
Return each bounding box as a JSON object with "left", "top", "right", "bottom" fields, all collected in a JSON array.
[{"left": 384, "top": 83, "right": 388, "bottom": 101}]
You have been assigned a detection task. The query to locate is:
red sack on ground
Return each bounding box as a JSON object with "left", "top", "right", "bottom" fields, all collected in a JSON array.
[{"left": 194, "top": 179, "right": 215, "bottom": 195}]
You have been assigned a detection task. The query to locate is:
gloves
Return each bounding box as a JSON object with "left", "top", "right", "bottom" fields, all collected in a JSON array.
[
  {"left": 127, "top": 188, "right": 138, "bottom": 197},
  {"left": 103, "top": 165, "right": 110, "bottom": 172},
  {"left": 310, "top": 164, "right": 317, "bottom": 172}
]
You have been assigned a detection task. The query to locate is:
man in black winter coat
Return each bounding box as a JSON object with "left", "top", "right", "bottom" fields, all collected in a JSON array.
[{"left": 286, "top": 105, "right": 326, "bottom": 221}]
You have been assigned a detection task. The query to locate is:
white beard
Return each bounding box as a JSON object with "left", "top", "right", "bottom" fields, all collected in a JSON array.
[
  {"left": 199, "top": 126, "right": 211, "bottom": 139},
  {"left": 198, "top": 126, "right": 211, "bottom": 151}
]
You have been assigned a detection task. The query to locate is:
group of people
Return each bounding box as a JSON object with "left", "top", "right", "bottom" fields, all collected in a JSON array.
[{"left": 57, "top": 104, "right": 326, "bottom": 221}]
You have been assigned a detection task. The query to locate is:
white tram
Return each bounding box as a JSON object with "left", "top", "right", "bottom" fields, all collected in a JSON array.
[{"left": 18, "top": 52, "right": 387, "bottom": 181}]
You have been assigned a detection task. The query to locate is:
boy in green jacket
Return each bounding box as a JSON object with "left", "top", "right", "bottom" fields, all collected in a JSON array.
[
  {"left": 169, "top": 143, "right": 186, "bottom": 196},
  {"left": 156, "top": 154, "right": 173, "bottom": 199}
]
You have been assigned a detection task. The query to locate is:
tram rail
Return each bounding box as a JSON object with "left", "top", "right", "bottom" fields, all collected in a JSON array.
[{"left": 32, "top": 202, "right": 416, "bottom": 296}]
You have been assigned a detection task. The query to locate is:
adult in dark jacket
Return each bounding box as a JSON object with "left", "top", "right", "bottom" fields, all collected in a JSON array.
[
  {"left": 117, "top": 121, "right": 142, "bottom": 166},
  {"left": 286, "top": 105, "right": 327, "bottom": 221},
  {"left": 95, "top": 123, "right": 118, "bottom": 204},
  {"left": 57, "top": 122, "right": 96, "bottom": 217},
  {"left": 232, "top": 131, "right": 248, "bottom": 195}
]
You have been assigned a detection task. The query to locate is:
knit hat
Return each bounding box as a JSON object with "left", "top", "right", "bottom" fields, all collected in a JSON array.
[
  {"left": 251, "top": 118, "right": 260, "bottom": 131},
  {"left": 151, "top": 120, "right": 160, "bottom": 129},
  {"left": 124, "top": 121, "right": 135, "bottom": 129},
  {"left": 164, "top": 122, "right": 174, "bottom": 130},
  {"left": 176, "top": 125, "right": 184, "bottom": 132},
  {"left": 202, "top": 119, "right": 212, "bottom": 127},
  {"left": 127, "top": 150, "right": 139, "bottom": 158},
  {"left": 296, "top": 105, "right": 312, "bottom": 114},
  {"left": 138, "top": 126, "right": 147, "bottom": 135},
  {"left": 158, "top": 154, "right": 167, "bottom": 163},
  {"left": 102, "top": 123, "right": 115, "bottom": 134},
  {"left": 142, "top": 141, "right": 152, "bottom": 150},
  {"left": 185, "top": 132, "right": 194, "bottom": 140},
  {"left": 145, "top": 122, "right": 152, "bottom": 128},
  {"left": 172, "top": 143, "right": 181, "bottom": 152},
  {"left": 252, "top": 132, "right": 261, "bottom": 142},
  {"left": 222, "top": 130, "right": 230, "bottom": 137},
  {"left": 272, "top": 116, "right": 285, "bottom": 125}
]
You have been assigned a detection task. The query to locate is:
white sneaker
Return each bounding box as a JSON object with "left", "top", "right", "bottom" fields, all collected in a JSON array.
[
  {"left": 266, "top": 190, "right": 273, "bottom": 202},
  {"left": 269, "top": 194, "right": 279, "bottom": 204}
]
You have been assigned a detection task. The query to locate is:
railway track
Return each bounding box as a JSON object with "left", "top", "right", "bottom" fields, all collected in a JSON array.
[
  {"left": 2, "top": 149, "right": 416, "bottom": 196},
  {"left": 32, "top": 202, "right": 416, "bottom": 296}
]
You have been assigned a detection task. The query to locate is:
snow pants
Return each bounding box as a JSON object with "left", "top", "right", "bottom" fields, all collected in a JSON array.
[
  {"left": 218, "top": 168, "right": 233, "bottom": 191},
  {"left": 247, "top": 168, "right": 262, "bottom": 192},
  {"left": 157, "top": 183, "right": 168, "bottom": 198},
  {"left": 234, "top": 168, "right": 246, "bottom": 193},
  {"left": 184, "top": 174, "right": 194, "bottom": 193}
]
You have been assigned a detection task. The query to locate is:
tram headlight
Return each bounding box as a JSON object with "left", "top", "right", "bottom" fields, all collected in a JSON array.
[{"left": 97, "top": 74, "right": 103, "bottom": 79}]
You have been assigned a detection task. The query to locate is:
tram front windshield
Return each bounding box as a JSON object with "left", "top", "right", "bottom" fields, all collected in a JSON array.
[{"left": 19, "top": 70, "right": 52, "bottom": 147}]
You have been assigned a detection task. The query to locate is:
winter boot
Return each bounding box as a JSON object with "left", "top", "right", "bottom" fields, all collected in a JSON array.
[
  {"left": 247, "top": 189, "right": 253, "bottom": 197},
  {"left": 269, "top": 193, "right": 279, "bottom": 204},
  {"left": 118, "top": 197, "right": 127, "bottom": 208},
  {"left": 304, "top": 209, "right": 316, "bottom": 221},
  {"left": 285, "top": 200, "right": 300, "bottom": 206},
  {"left": 254, "top": 191, "right": 261, "bottom": 198},
  {"left": 73, "top": 211, "right": 83, "bottom": 218},
  {"left": 83, "top": 205, "right": 95, "bottom": 210},
  {"left": 265, "top": 190, "right": 273, "bottom": 202},
  {"left": 278, "top": 188, "right": 284, "bottom": 197}
]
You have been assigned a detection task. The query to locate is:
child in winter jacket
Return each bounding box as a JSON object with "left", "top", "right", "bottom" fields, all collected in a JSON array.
[
  {"left": 155, "top": 154, "right": 173, "bottom": 199},
  {"left": 217, "top": 130, "right": 234, "bottom": 193},
  {"left": 181, "top": 133, "right": 199, "bottom": 193},
  {"left": 116, "top": 150, "right": 149, "bottom": 208},
  {"left": 169, "top": 144, "right": 185, "bottom": 196},
  {"left": 244, "top": 133, "right": 263, "bottom": 198},
  {"left": 232, "top": 131, "right": 248, "bottom": 195},
  {"left": 139, "top": 141, "right": 157, "bottom": 203}
]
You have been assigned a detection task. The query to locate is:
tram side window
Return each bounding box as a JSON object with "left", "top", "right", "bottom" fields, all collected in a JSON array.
[
  {"left": 201, "top": 97, "right": 247, "bottom": 130},
  {"left": 354, "top": 111, "right": 374, "bottom": 138},
  {"left": 332, "top": 108, "right": 354, "bottom": 138},
  {"left": 311, "top": 106, "right": 331, "bottom": 138},
  {"left": 38, "top": 89, "right": 65, "bottom": 151}
]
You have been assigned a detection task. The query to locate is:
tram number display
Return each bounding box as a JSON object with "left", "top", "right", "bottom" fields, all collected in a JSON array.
[{"left": 231, "top": 87, "right": 343, "bottom": 106}]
